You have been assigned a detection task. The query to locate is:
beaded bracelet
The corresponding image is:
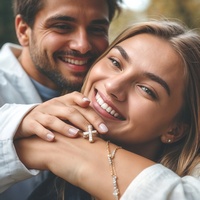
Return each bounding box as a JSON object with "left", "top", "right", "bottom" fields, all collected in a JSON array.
[{"left": 107, "top": 141, "right": 122, "bottom": 200}]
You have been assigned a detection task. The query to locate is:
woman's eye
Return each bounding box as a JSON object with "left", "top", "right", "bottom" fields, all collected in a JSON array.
[
  {"left": 139, "top": 86, "right": 157, "bottom": 99},
  {"left": 109, "top": 58, "right": 121, "bottom": 69}
]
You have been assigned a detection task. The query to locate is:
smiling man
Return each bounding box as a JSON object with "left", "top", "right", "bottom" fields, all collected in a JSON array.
[{"left": 0, "top": 0, "right": 122, "bottom": 199}]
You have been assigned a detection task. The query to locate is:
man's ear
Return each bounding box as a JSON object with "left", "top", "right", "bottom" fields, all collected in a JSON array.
[
  {"left": 161, "top": 123, "right": 188, "bottom": 144},
  {"left": 15, "top": 14, "right": 30, "bottom": 46}
]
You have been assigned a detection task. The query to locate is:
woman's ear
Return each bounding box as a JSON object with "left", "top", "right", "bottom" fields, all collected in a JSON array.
[
  {"left": 15, "top": 14, "right": 30, "bottom": 46},
  {"left": 161, "top": 123, "right": 188, "bottom": 144}
]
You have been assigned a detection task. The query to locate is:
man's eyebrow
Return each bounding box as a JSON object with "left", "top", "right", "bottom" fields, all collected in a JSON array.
[
  {"left": 114, "top": 45, "right": 130, "bottom": 63},
  {"left": 144, "top": 72, "right": 171, "bottom": 96},
  {"left": 46, "top": 15, "right": 76, "bottom": 23},
  {"left": 46, "top": 15, "right": 109, "bottom": 25},
  {"left": 90, "top": 19, "right": 109, "bottom": 26}
]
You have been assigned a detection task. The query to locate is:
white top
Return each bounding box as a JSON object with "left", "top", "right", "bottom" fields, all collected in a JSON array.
[
  {"left": 121, "top": 164, "right": 200, "bottom": 200},
  {"left": 0, "top": 43, "right": 41, "bottom": 193}
]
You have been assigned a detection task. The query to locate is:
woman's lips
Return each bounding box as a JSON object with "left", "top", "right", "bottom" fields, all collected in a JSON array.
[{"left": 94, "top": 92, "right": 125, "bottom": 120}]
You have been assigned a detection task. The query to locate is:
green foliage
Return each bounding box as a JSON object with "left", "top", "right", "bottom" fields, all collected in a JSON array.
[{"left": 0, "top": 0, "right": 17, "bottom": 48}]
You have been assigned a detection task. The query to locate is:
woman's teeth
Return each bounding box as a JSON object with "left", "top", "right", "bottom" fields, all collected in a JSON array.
[{"left": 95, "top": 93, "right": 119, "bottom": 118}]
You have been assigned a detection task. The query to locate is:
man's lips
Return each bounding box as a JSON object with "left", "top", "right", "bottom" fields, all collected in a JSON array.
[
  {"left": 60, "top": 57, "right": 88, "bottom": 65},
  {"left": 59, "top": 56, "right": 91, "bottom": 72},
  {"left": 95, "top": 92, "right": 125, "bottom": 120}
]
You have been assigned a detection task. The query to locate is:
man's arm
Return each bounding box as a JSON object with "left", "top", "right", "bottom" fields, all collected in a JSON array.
[{"left": 0, "top": 103, "right": 39, "bottom": 193}]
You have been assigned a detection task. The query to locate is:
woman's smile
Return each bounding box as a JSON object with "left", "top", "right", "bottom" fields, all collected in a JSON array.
[{"left": 92, "top": 91, "right": 125, "bottom": 121}]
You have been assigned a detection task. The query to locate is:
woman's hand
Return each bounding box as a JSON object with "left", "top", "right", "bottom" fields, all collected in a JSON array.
[{"left": 15, "top": 91, "right": 108, "bottom": 141}]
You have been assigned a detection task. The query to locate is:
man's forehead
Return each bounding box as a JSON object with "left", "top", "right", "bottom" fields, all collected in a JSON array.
[{"left": 38, "top": 0, "right": 110, "bottom": 24}]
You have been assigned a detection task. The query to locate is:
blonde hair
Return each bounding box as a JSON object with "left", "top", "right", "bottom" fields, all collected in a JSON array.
[{"left": 82, "top": 20, "right": 200, "bottom": 176}]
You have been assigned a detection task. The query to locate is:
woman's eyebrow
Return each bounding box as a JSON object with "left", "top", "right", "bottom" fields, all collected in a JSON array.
[
  {"left": 144, "top": 72, "right": 171, "bottom": 96},
  {"left": 114, "top": 45, "right": 130, "bottom": 63},
  {"left": 113, "top": 45, "right": 170, "bottom": 96}
]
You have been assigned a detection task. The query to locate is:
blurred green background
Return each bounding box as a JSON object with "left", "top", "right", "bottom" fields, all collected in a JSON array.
[
  {"left": 0, "top": 0, "right": 17, "bottom": 48},
  {"left": 1, "top": 0, "right": 200, "bottom": 48},
  {"left": 109, "top": 0, "right": 200, "bottom": 42}
]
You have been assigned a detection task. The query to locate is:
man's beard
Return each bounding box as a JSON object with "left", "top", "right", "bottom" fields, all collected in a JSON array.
[
  {"left": 29, "top": 38, "right": 83, "bottom": 92},
  {"left": 36, "top": 66, "right": 83, "bottom": 92}
]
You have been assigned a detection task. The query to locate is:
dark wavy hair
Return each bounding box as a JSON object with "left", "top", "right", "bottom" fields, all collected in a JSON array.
[{"left": 12, "top": 0, "right": 123, "bottom": 28}]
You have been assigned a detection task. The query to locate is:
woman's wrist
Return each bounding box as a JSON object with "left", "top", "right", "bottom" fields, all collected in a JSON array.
[{"left": 77, "top": 139, "right": 155, "bottom": 199}]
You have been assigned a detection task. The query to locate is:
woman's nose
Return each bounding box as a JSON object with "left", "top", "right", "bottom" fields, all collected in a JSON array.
[{"left": 104, "top": 76, "right": 128, "bottom": 102}]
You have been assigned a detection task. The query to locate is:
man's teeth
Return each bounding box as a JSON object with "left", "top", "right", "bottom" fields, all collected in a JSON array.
[
  {"left": 95, "top": 93, "right": 119, "bottom": 118},
  {"left": 63, "top": 58, "right": 88, "bottom": 65}
]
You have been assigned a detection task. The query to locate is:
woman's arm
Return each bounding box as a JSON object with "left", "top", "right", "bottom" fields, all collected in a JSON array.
[{"left": 14, "top": 133, "right": 155, "bottom": 199}]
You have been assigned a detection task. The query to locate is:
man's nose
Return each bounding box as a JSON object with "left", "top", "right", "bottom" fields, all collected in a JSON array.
[{"left": 68, "top": 29, "right": 92, "bottom": 54}]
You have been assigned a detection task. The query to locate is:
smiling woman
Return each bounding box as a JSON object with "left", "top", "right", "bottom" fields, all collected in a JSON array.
[
  {"left": 83, "top": 26, "right": 186, "bottom": 153},
  {"left": 14, "top": 20, "right": 200, "bottom": 200}
]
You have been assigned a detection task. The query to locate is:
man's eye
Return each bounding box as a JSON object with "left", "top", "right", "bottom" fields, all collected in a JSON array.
[
  {"left": 52, "top": 24, "right": 72, "bottom": 32},
  {"left": 89, "top": 26, "right": 108, "bottom": 35}
]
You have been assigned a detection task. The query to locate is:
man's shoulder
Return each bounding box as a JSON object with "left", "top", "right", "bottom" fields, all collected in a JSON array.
[
  {"left": 1, "top": 42, "right": 22, "bottom": 50},
  {"left": 0, "top": 43, "right": 22, "bottom": 60},
  {"left": 0, "top": 43, "right": 23, "bottom": 72}
]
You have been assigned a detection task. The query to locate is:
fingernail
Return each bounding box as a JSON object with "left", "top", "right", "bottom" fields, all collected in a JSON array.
[
  {"left": 46, "top": 132, "right": 55, "bottom": 141},
  {"left": 99, "top": 123, "right": 108, "bottom": 133},
  {"left": 68, "top": 128, "right": 79, "bottom": 136},
  {"left": 82, "top": 97, "right": 90, "bottom": 102}
]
